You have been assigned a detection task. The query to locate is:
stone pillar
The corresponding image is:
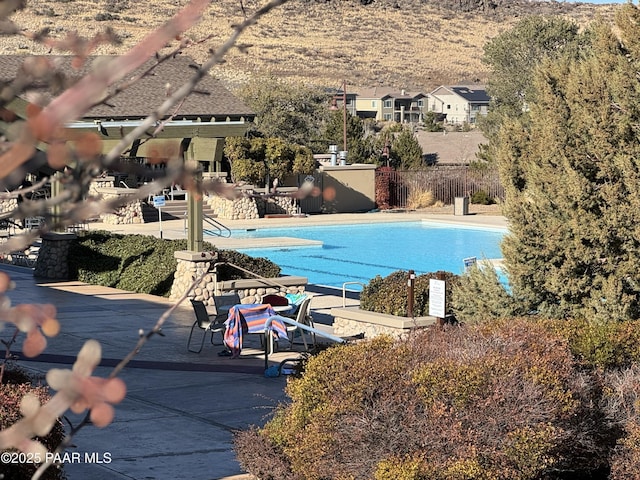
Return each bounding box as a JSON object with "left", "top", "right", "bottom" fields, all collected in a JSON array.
[
  {"left": 34, "top": 232, "right": 77, "bottom": 280},
  {"left": 169, "top": 251, "right": 218, "bottom": 305}
]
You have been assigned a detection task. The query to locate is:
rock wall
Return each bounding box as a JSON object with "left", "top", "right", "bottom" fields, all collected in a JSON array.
[
  {"left": 33, "top": 232, "right": 76, "bottom": 280},
  {"left": 100, "top": 199, "right": 144, "bottom": 225},
  {"left": 208, "top": 195, "right": 259, "bottom": 220},
  {"left": 207, "top": 188, "right": 299, "bottom": 219},
  {"left": 169, "top": 251, "right": 307, "bottom": 306}
]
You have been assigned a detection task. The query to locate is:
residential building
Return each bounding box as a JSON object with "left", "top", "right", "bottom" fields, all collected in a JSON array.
[
  {"left": 351, "top": 87, "right": 428, "bottom": 123},
  {"left": 427, "top": 85, "right": 490, "bottom": 125}
]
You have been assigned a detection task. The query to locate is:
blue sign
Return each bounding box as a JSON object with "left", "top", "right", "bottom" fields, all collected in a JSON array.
[{"left": 153, "top": 196, "right": 166, "bottom": 208}]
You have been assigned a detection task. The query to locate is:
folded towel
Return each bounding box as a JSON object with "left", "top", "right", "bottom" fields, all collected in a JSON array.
[{"left": 285, "top": 293, "right": 307, "bottom": 306}]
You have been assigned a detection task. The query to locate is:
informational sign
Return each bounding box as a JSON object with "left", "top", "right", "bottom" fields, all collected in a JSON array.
[
  {"left": 429, "top": 278, "right": 446, "bottom": 318},
  {"left": 153, "top": 195, "right": 166, "bottom": 208},
  {"left": 463, "top": 256, "right": 477, "bottom": 272}
]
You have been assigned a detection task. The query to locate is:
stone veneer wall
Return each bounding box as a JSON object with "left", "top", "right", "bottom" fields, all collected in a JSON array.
[
  {"left": 331, "top": 307, "right": 437, "bottom": 340},
  {"left": 207, "top": 187, "right": 299, "bottom": 219},
  {"left": 0, "top": 197, "right": 17, "bottom": 215},
  {"left": 207, "top": 194, "right": 259, "bottom": 220},
  {"left": 256, "top": 194, "right": 298, "bottom": 217},
  {"left": 169, "top": 250, "right": 307, "bottom": 306},
  {"left": 33, "top": 232, "right": 77, "bottom": 280},
  {"left": 93, "top": 187, "right": 144, "bottom": 225},
  {"left": 100, "top": 199, "right": 144, "bottom": 225}
]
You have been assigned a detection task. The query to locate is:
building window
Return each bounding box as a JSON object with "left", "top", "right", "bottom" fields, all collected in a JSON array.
[
  {"left": 383, "top": 113, "right": 392, "bottom": 121},
  {"left": 417, "top": 99, "right": 424, "bottom": 107},
  {"left": 383, "top": 99, "right": 392, "bottom": 108},
  {"left": 447, "top": 104, "right": 451, "bottom": 110},
  {"left": 372, "top": 100, "right": 377, "bottom": 107}
]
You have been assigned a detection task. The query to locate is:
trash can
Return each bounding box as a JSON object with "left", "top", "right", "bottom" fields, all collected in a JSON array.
[{"left": 454, "top": 196, "right": 469, "bottom": 216}]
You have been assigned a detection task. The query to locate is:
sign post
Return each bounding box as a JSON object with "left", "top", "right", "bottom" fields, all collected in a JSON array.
[
  {"left": 463, "top": 256, "right": 477, "bottom": 272},
  {"left": 429, "top": 277, "right": 446, "bottom": 326},
  {"left": 153, "top": 195, "right": 166, "bottom": 239}
]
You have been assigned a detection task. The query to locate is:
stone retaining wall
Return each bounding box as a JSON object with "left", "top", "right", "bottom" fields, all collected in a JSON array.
[
  {"left": 208, "top": 194, "right": 259, "bottom": 220},
  {"left": 331, "top": 307, "right": 437, "bottom": 340},
  {"left": 207, "top": 187, "right": 299, "bottom": 219},
  {"left": 93, "top": 187, "right": 144, "bottom": 225},
  {"left": 169, "top": 250, "right": 307, "bottom": 306}
]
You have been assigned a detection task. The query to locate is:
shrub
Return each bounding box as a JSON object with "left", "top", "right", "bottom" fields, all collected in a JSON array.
[
  {"left": 236, "top": 321, "right": 609, "bottom": 479},
  {"left": 451, "top": 262, "right": 523, "bottom": 324},
  {"left": 68, "top": 231, "right": 280, "bottom": 297},
  {"left": 406, "top": 188, "right": 435, "bottom": 210},
  {"left": 470, "top": 189, "right": 494, "bottom": 205},
  {"left": 360, "top": 270, "right": 459, "bottom": 317},
  {"left": 541, "top": 317, "right": 640, "bottom": 370},
  {"left": 0, "top": 370, "right": 66, "bottom": 480}
]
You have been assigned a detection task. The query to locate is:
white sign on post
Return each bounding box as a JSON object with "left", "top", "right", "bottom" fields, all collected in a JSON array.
[
  {"left": 153, "top": 196, "right": 165, "bottom": 239},
  {"left": 428, "top": 278, "right": 446, "bottom": 318}
]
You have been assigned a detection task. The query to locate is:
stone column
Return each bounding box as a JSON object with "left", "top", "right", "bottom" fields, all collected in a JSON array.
[
  {"left": 169, "top": 251, "right": 218, "bottom": 306},
  {"left": 34, "top": 232, "right": 77, "bottom": 280}
]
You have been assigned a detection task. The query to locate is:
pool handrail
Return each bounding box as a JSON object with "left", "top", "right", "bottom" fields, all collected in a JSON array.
[
  {"left": 263, "top": 315, "right": 347, "bottom": 371},
  {"left": 342, "top": 281, "right": 365, "bottom": 307}
]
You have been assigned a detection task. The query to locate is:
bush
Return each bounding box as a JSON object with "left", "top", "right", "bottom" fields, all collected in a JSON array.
[
  {"left": 1, "top": 369, "right": 66, "bottom": 480},
  {"left": 406, "top": 188, "right": 435, "bottom": 210},
  {"left": 540, "top": 317, "right": 640, "bottom": 370},
  {"left": 236, "top": 321, "right": 610, "bottom": 479},
  {"left": 360, "top": 270, "right": 459, "bottom": 317},
  {"left": 452, "top": 262, "right": 523, "bottom": 324},
  {"left": 470, "top": 189, "right": 494, "bottom": 205},
  {"left": 68, "top": 231, "right": 280, "bottom": 297}
]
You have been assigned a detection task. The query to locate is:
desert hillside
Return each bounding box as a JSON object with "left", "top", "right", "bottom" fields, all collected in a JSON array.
[{"left": 3, "top": 0, "right": 618, "bottom": 91}]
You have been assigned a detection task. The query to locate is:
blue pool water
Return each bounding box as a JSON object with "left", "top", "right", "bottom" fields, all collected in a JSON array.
[{"left": 233, "top": 221, "right": 505, "bottom": 288}]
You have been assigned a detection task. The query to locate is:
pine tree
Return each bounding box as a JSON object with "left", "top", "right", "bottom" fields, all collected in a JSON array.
[{"left": 498, "top": 4, "right": 640, "bottom": 322}]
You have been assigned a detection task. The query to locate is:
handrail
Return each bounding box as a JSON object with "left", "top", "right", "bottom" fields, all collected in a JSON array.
[
  {"left": 203, "top": 214, "right": 231, "bottom": 238},
  {"left": 263, "top": 315, "right": 347, "bottom": 370},
  {"left": 119, "top": 181, "right": 130, "bottom": 188},
  {"left": 181, "top": 213, "right": 232, "bottom": 238},
  {"left": 342, "top": 281, "right": 365, "bottom": 307}
]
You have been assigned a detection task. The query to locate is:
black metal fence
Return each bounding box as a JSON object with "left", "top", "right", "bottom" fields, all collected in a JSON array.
[{"left": 376, "top": 167, "right": 504, "bottom": 208}]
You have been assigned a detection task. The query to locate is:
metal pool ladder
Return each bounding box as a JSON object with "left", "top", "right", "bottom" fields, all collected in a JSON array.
[{"left": 342, "top": 281, "right": 365, "bottom": 307}]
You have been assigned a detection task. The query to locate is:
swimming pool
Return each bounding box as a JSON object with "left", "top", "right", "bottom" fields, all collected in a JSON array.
[{"left": 234, "top": 221, "right": 505, "bottom": 288}]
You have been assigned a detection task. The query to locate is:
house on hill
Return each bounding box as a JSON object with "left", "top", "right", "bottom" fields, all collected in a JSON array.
[
  {"left": 426, "top": 85, "right": 490, "bottom": 125},
  {"left": 351, "top": 87, "right": 429, "bottom": 123}
]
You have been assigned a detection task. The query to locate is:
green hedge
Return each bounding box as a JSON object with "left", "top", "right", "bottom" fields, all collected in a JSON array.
[
  {"left": 360, "top": 270, "right": 459, "bottom": 317},
  {"left": 68, "top": 231, "right": 281, "bottom": 297}
]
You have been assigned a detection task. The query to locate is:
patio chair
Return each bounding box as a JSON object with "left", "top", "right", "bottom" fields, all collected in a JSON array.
[
  {"left": 286, "top": 296, "right": 315, "bottom": 350},
  {"left": 186, "top": 293, "right": 239, "bottom": 353}
]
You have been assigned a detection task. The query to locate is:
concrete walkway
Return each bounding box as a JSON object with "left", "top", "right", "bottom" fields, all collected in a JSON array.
[{"left": 0, "top": 210, "right": 507, "bottom": 479}]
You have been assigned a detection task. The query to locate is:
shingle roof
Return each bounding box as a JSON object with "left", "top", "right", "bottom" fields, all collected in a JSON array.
[
  {"left": 352, "top": 86, "right": 425, "bottom": 99},
  {"left": 0, "top": 54, "right": 254, "bottom": 121},
  {"left": 449, "top": 86, "right": 490, "bottom": 104}
]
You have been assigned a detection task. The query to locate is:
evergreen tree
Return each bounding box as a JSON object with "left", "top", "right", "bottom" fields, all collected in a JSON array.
[
  {"left": 236, "top": 76, "right": 329, "bottom": 147},
  {"left": 392, "top": 127, "right": 424, "bottom": 170},
  {"left": 480, "top": 16, "right": 585, "bottom": 165},
  {"left": 498, "top": 4, "right": 640, "bottom": 322}
]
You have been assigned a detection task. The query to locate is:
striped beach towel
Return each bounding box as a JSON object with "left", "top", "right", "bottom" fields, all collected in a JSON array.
[{"left": 224, "top": 304, "right": 287, "bottom": 357}]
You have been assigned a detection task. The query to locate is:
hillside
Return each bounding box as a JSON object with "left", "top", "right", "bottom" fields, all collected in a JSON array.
[{"left": 3, "top": 0, "right": 618, "bottom": 91}]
